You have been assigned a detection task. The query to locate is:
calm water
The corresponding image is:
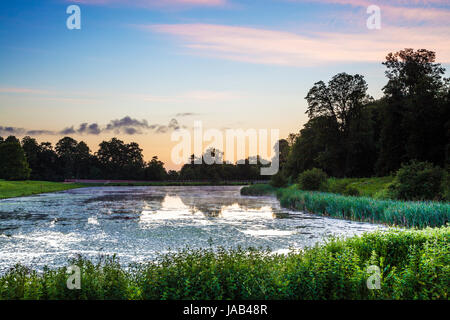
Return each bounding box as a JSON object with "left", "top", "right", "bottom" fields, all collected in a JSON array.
[{"left": 0, "top": 186, "right": 383, "bottom": 271}]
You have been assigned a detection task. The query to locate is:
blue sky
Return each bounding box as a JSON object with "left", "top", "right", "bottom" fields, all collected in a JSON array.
[{"left": 1, "top": 0, "right": 449, "bottom": 168}]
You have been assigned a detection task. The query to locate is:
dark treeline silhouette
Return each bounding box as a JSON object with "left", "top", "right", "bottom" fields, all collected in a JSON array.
[
  {"left": 1, "top": 48, "right": 448, "bottom": 183},
  {"left": 0, "top": 136, "right": 270, "bottom": 181},
  {"left": 279, "top": 48, "right": 449, "bottom": 182}
]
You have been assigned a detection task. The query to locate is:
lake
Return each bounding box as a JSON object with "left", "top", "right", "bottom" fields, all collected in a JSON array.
[{"left": 0, "top": 186, "right": 383, "bottom": 271}]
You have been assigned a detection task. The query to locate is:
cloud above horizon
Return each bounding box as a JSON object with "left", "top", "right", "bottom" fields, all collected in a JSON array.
[
  {"left": 0, "top": 116, "right": 184, "bottom": 137},
  {"left": 148, "top": 23, "right": 450, "bottom": 66}
]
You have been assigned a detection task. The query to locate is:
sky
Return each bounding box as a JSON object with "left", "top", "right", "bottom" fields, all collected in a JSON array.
[{"left": 0, "top": 0, "right": 449, "bottom": 169}]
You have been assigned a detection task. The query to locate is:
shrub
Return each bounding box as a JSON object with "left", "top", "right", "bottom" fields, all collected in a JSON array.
[
  {"left": 443, "top": 171, "right": 450, "bottom": 201},
  {"left": 270, "top": 171, "right": 288, "bottom": 188},
  {"left": 298, "top": 168, "right": 328, "bottom": 191},
  {"left": 343, "top": 185, "right": 360, "bottom": 196},
  {"left": 240, "top": 184, "right": 274, "bottom": 196},
  {"left": 388, "top": 160, "right": 445, "bottom": 201}
]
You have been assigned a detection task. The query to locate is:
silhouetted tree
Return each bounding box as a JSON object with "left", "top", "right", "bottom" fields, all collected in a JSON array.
[
  {"left": 377, "top": 49, "right": 448, "bottom": 174},
  {"left": 0, "top": 136, "right": 31, "bottom": 180}
]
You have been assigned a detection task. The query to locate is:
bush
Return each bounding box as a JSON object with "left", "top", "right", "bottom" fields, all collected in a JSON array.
[
  {"left": 270, "top": 171, "right": 288, "bottom": 188},
  {"left": 443, "top": 171, "right": 450, "bottom": 201},
  {"left": 343, "top": 185, "right": 360, "bottom": 196},
  {"left": 240, "top": 184, "right": 274, "bottom": 196},
  {"left": 388, "top": 160, "right": 445, "bottom": 201},
  {"left": 298, "top": 168, "right": 328, "bottom": 191}
]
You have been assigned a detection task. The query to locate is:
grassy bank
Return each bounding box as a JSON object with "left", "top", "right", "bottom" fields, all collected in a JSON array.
[
  {"left": 1, "top": 226, "right": 448, "bottom": 300},
  {"left": 327, "top": 176, "right": 394, "bottom": 198},
  {"left": 0, "top": 180, "right": 86, "bottom": 199},
  {"left": 241, "top": 184, "right": 449, "bottom": 228}
]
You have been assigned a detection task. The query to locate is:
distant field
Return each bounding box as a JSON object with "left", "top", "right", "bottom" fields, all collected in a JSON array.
[{"left": 0, "top": 180, "right": 85, "bottom": 199}]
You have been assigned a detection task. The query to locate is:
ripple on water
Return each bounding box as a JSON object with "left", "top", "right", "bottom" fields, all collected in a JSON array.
[{"left": 0, "top": 186, "right": 384, "bottom": 272}]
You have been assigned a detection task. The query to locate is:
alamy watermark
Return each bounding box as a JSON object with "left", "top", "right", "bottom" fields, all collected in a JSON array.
[
  {"left": 67, "top": 264, "right": 81, "bottom": 290},
  {"left": 366, "top": 5, "right": 381, "bottom": 30},
  {"left": 171, "top": 121, "right": 280, "bottom": 175},
  {"left": 366, "top": 265, "right": 381, "bottom": 290},
  {"left": 66, "top": 5, "right": 81, "bottom": 30}
]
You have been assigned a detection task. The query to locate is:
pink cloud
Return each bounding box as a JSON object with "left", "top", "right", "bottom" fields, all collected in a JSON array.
[
  {"left": 69, "top": 0, "right": 226, "bottom": 7},
  {"left": 290, "top": 0, "right": 449, "bottom": 6},
  {"left": 148, "top": 23, "right": 450, "bottom": 66},
  {"left": 290, "top": 0, "right": 450, "bottom": 24}
]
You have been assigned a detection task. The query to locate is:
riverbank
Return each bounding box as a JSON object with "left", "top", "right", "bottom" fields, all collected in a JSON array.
[
  {"left": 1, "top": 226, "right": 447, "bottom": 300},
  {"left": 0, "top": 180, "right": 86, "bottom": 199},
  {"left": 241, "top": 184, "right": 449, "bottom": 228},
  {"left": 0, "top": 180, "right": 268, "bottom": 199},
  {"left": 65, "top": 179, "right": 265, "bottom": 186}
]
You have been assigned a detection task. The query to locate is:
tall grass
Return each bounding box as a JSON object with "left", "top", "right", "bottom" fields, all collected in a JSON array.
[
  {"left": 0, "top": 226, "right": 448, "bottom": 300},
  {"left": 277, "top": 189, "right": 449, "bottom": 228}
]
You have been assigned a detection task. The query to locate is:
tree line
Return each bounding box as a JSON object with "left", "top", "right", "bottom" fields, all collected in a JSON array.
[
  {"left": 1, "top": 48, "right": 448, "bottom": 182},
  {"left": 0, "top": 136, "right": 269, "bottom": 181},
  {"left": 276, "top": 48, "right": 449, "bottom": 183}
]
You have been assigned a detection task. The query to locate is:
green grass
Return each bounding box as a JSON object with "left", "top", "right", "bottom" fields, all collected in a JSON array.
[
  {"left": 327, "top": 176, "right": 394, "bottom": 198},
  {"left": 0, "top": 180, "right": 86, "bottom": 199},
  {"left": 1, "top": 226, "right": 448, "bottom": 300}
]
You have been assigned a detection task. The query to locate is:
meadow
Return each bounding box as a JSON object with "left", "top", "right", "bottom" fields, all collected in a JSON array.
[
  {"left": 0, "top": 226, "right": 447, "bottom": 300},
  {"left": 0, "top": 180, "right": 86, "bottom": 199}
]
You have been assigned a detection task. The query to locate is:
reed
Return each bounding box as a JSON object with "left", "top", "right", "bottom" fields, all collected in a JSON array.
[{"left": 276, "top": 189, "right": 449, "bottom": 228}]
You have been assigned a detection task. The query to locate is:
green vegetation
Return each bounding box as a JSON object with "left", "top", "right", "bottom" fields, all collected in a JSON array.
[
  {"left": 280, "top": 49, "right": 448, "bottom": 187},
  {"left": 1, "top": 226, "right": 447, "bottom": 300},
  {"left": 243, "top": 176, "right": 394, "bottom": 198},
  {"left": 0, "top": 180, "right": 85, "bottom": 199},
  {"left": 297, "top": 168, "right": 328, "bottom": 191},
  {"left": 240, "top": 184, "right": 275, "bottom": 195},
  {"left": 388, "top": 160, "right": 446, "bottom": 201},
  {"left": 277, "top": 189, "right": 449, "bottom": 228},
  {"left": 326, "top": 176, "right": 394, "bottom": 198},
  {"left": 0, "top": 136, "right": 30, "bottom": 180},
  {"left": 241, "top": 180, "right": 449, "bottom": 228}
]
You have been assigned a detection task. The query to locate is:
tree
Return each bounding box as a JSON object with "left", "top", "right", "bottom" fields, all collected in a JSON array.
[
  {"left": 0, "top": 136, "right": 31, "bottom": 180},
  {"left": 145, "top": 156, "right": 167, "bottom": 181},
  {"left": 377, "top": 49, "right": 448, "bottom": 174},
  {"left": 56, "top": 137, "right": 79, "bottom": 179},
  {"left": 286, "top": 73, "right": 375, "bottom": 178},
  {"left": 96, "top": 138, "right": 145, "bottom": 179},
  {"left": 305, "top": 73, "right": 371, "bottom": 135}
]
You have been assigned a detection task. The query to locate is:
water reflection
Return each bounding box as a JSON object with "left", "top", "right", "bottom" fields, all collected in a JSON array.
[{"left": 0, "top": 186, "right": 384, "bottom": 271}]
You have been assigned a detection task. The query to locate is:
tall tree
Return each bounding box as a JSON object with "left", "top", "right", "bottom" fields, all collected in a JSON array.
[
  {"left": 287, "top": 73, "right": 375, "bottom": 177},
  {"left": 377, "top": 49, "right": 448, "bottom": 174},
  {"left": 144, "top": 156, "right": 167, "bottom": 181},
  {"left": 0, "top": 136, "right": 31, "bottom": 180}
]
